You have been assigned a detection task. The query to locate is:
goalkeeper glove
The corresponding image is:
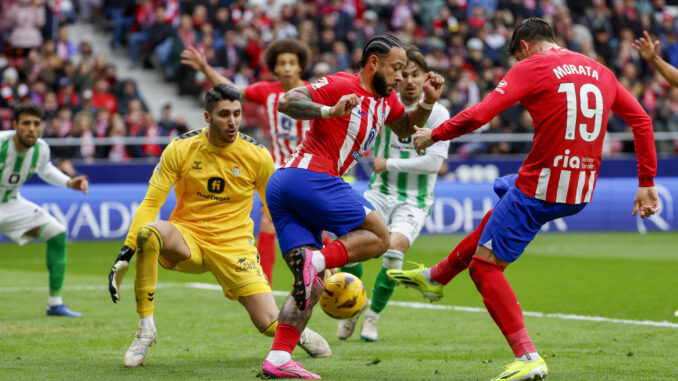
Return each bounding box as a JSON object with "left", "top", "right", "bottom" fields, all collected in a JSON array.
[{"left": 108, "top": 245, "right": 135, "bottom": 303}]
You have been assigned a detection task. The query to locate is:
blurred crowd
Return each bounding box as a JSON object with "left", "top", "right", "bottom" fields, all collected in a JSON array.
[
  {"left": 1, "top": 0, "right": 678, "bottom": 166},
  {"left": 0, "top": 0, "right": 189, "bottom": 170},
  {"left": 103, "top": 0, "right": 678, "bottom": 156}
]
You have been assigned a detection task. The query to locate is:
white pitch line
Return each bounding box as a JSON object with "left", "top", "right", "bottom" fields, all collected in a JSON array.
[{"left": 3, "top": 282, "right": 677, "bottom": 329}]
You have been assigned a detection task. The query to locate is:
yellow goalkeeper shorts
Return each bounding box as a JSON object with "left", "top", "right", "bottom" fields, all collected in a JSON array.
[{"left": 158, "top": 222, "right": 271, "bottom": 300}]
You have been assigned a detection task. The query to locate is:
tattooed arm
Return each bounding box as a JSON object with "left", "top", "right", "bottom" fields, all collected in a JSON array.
[
  {"left": 278, "top": 86, "right": 360, "bottom": 120},
  {"left": 386, "top": 104, "right": 434, "bottom": 138},
  {"left": 386, "top": 71, "right": 445, "bottom": 139}
]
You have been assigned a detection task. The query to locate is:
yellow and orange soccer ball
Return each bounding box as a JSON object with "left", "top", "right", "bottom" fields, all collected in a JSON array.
[{"left": 319, "top": 272, "right": 366, "bottom": 319}]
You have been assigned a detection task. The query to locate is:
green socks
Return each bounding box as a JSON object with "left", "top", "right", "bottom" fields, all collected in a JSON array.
[
  {"left": 340, "top": 262, "right": 364, "bottom": 278},
  {"left": 370, "top": 266, "right": 397, "bottom": 313},
  {"left": 46, "top": 232, "right": 67, "bottom": 296}
]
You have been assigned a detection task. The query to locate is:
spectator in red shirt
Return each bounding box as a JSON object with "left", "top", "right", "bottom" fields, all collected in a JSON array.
[{"left": 91, "top": 78, "right": 118, "bottom": 114}]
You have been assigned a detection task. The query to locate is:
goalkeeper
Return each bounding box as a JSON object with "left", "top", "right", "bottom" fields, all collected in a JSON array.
[{"left": 107, "top": 84, "right": 330, "bottom": 368}]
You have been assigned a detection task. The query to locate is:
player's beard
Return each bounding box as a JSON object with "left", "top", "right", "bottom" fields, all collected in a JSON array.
[
  {"left": 17, "top": 134, "right": 36, "bottom": 148},
  {"left": 372, "top": 69, "right": 391, "bottom": 98}
]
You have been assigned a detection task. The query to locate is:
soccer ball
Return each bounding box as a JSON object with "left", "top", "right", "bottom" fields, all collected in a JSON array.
[{"left": 319, "top": 272, "right": 366, "bottom": 319}]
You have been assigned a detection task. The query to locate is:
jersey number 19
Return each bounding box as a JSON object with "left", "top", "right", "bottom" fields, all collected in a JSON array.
[{"left": 557, "top": 82, "right": 603, "bottom": 142}]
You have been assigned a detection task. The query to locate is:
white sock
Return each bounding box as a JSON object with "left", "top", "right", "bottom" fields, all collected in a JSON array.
[
  {"left": 47, "top": 296, "right": 63, "bottom": 307},
  {"left": 516, "top": 352, "right": 540, "bottom": 363},
  {"left": 311, "top": 250, "right": 325, "bottom": 273},
  {"left": 421, "top": 268, "right": 440, "bottom": 285},
  {"left": 139, "top": 315, "right": 156, "bottom": 330},
  {"left": 266, "top": 350, "right": 291, "bottom": 366}
]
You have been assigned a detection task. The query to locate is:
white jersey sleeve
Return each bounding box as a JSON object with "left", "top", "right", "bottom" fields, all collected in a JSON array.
[
  {"left": 36, "top": 140, "right": 70, "bottom": 187},
  {"left": 424, "top": 103, "right": 451, "bottom": 158}
]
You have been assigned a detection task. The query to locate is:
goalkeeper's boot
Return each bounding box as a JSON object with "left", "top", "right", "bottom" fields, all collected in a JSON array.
[
  {"left": 336, "top": 306, "right": 363, "bottom": 340},
  {"left": 123, "top": 327, "right": 158, "bottom": 367},
  {"left": 386, "top": 263, "right": 444, "bottom": 302},
  {"left": 46, "top": 304, "right": 82, "bottom": 317},
  {"left": 492, "top": 357, "right": 548, "bottom": 380},
  {"left": 359, "top": 311, "right": 379, "bottom": 342},
  {"left": 262, "top": 359, "right": 321, "bottom": 379},
  {"left": 288, "top": 248, "right": 319, "bottom": 310},
  {"left": 298, "top": 327, "right": 332, "bottom": 358}
]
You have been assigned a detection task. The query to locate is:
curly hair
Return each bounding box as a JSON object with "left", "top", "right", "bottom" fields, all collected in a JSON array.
[{"left": 264, "top": 38, "right": 311, "bottom": 73}]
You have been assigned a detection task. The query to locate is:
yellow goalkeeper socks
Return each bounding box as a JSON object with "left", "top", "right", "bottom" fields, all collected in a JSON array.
[{"left": 134, "top": 225, "right": 163, "bottom": 318}]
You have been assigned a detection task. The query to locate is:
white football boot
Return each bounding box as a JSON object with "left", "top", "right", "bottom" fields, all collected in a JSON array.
[
  {"left": 336, "top": 306, "right": 365, "bottom": 340},
  {"left": 123, "top": 327, "right": 158, "bottom": 367},
  {"left": 298, "top": 327, "right": 332, "bottom": 358},
  {"left": 360, "top": 310, "right": 379, "bottom": 342}
]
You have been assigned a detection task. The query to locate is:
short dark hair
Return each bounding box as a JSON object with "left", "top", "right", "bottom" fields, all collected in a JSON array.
[
  {"left": 507, "top": 17, "right": 556, "bottom": 56},
  {"left": 13, "top": 101, "right": 44, "bottom": 122},
  {"left": 204, "top": 84, "right": 242, "bottom": 113},
  {"left": 405, "top": 45, "right": 427, "bottom": 72},
  {"left": 357, "top": 34, "right": 405, "bottom": 69},
  {"left": 264, "top": 38, "right": 311, "bottom": 73}
]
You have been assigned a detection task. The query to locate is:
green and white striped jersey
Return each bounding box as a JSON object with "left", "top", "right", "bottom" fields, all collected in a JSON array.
[
  {"left": 0, "top": 131, "right": 70, "bottom": 203},
  {"left": 369, "top": 99, "right": 450, "bottom": 211}
]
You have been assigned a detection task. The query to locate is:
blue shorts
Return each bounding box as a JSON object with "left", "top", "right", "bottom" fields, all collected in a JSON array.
[
  {"left": 265, "top": 168, "right": 374, "bottom": 254},
  {"left": 479, "top": 175, "right": 586, "bottom": 263}
]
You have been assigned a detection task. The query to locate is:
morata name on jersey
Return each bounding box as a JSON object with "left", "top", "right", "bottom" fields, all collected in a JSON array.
[{"left": 553, "top": 64, "right": 599, "bottom": 80}]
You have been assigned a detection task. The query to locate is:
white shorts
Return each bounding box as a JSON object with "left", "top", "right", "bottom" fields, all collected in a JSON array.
[
  {"left": 0, "top": 196, "right": 59, "bottom": 245},
  {"left": 363, "top": 189, "right": 428, "bottom": 246}
]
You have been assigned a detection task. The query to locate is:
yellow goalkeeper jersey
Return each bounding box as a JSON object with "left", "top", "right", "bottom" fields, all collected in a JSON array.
[{"left": 124, "top": 128, "right": 274, "bottom": 248}]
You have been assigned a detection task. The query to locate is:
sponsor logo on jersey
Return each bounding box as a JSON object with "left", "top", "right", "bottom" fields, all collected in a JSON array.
[
  {"left": 192, "top": 160, "right": 202, "bottom": 170},
  {"left": 207, "top": 177, "right": 225, "bottom": 193},
  {"left": 553, "top": 149, "right": 594, "bottom": 170}
]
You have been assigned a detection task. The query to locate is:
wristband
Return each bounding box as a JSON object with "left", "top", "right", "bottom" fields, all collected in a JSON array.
[
  {"left": 320, "top": 106, "right": 331, "bottom": 118},
  {"left": 419, "top": 100, "right": 434, "bottom": 110}
]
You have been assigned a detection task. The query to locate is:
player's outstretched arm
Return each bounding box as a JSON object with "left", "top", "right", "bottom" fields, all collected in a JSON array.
[
  {"left": 632, "top": 186, "right": 660, "bottom": 219},
  {"left": 66, "top": 175, "right": 88, "bottom": 195},
  {"left": 277, "top": 86, "right": 359, "bottom": 120},
  {"left": 180, "top": 46, "right": 247, "bottom": 98},
  {"left": 386, "top": 72, "right": 444, "bottom": 138},
  {"left": 633, "top": 30, "right": 678, "bottom": 88}
]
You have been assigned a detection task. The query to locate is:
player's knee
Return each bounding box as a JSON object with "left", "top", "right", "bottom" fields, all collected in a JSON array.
[
  {"left": 38, "top": 220, "right": 66, "bottom": 242},
  {"left": 259, "top": 318, "right": 278, "bottom": 337},
  {"left": 137, "top": 224, "right": 163, "bottom": 254}
]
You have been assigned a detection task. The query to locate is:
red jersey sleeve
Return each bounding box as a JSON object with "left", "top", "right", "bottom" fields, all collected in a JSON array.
[
  {"left": 385, "top": 90, "right": 405, "bottom": 123},
  {"left": 611, "top": 80, "right": 657, "bottom": 186},
  {"left": 244, "top": 82, "right": 270, "bottom": 104},
  {"left": 431, "top": 60, "right": 534, "bottom": 142},
  {"left": 306, "top": 75, "right": 343, "bottom": 106}
]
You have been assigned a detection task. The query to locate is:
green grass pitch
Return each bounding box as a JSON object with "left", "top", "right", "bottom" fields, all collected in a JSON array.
[{"left": 1, "top": 232, "right": 677, "bottom": 380}]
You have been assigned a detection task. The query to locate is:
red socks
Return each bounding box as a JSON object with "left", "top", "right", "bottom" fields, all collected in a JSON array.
[
  {"left": 258, "top": 232, "right": 276, "bottom": 284},
  {"left": 431, "top": 209, "right": 493, "bottom": 285},
  {"left": 271, "top": 323, "right": 300, "bottom": 353},
  {"left": 468, "top": 256, "right": 535, "bottom": 358},
  {"left": 319, "top": 240, "right": 348, "bottom": 269}
]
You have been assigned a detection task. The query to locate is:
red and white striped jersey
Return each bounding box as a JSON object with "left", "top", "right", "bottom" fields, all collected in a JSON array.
[
  {"left": 245, "top": 81, "right": 311, "bottom": 167},
  {"left": 283, "top": 72, "right": 405, "bottom": 177},
  {"left": 432, "top": 47, "right": 656, "bottom": 204}
]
